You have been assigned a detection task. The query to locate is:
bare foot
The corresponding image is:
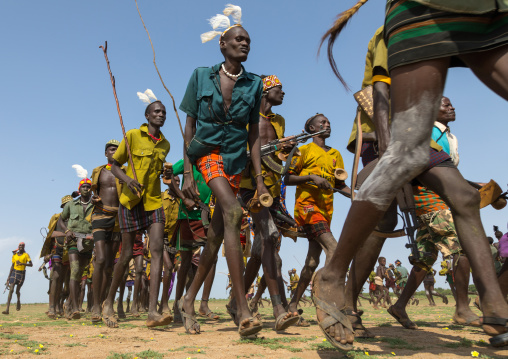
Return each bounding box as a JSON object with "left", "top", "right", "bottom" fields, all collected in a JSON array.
[
  {"left": 2, "top": 310, "right": 9, "bottom": 315},
  {"left": 313, "top": 269, "right": 354, "bottom": 348}
]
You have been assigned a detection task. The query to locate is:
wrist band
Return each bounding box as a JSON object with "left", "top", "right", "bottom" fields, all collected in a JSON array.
[
  {"left": 184, "top": 171, "right": 191, "bottom": 175},
  {"left": 65, "top": 229, "right": 70, "bottom": 234},
  {"left": 254, "top": 173, "right": 263, "bottom": 179}
]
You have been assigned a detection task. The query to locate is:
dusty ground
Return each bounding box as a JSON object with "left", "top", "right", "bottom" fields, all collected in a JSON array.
[{"left": 0, "top": 296, "right": 507, "bottom": 358}]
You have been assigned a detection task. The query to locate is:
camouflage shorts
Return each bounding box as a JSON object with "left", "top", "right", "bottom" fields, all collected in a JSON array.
[{"left": 415, "top": 209, "right": 462, "bottom": 270}]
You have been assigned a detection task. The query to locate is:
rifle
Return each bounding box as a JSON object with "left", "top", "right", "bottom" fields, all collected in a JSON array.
[{"left": 246, "top": 129, "right": 329, "bottom": 159}]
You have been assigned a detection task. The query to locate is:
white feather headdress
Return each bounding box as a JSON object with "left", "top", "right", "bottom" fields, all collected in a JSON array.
[
  {"left": 200, "top": 4, "right": 243, "bottom": 43},
  {"left": 72, "top": 164, "right": 88, "bottom": 179},
  {"left": 137, "top": 89, "right": 158, "bottom": 104}
]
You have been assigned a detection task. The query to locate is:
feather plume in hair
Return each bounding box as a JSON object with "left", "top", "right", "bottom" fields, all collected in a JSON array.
[
  {"left": 137, "top": 89, "right": 157, "bottom": 104},
  {"left": 209, "top": 14, "right": 231, "bottom": 30},
  {"left": 201, "top": 4, "right": 242, "bottom": 43},
  {"left": 144, "top": 89, "right": 157, "bottom": 102},
  {"left": 223, "top": 4, "right": 242, "bottom": 24},
  {"left": 318, "top": 0, "right": 369, "bottom": 91},
  {"left": 72, "top": 164, "right": 88, "bottom": 179}
]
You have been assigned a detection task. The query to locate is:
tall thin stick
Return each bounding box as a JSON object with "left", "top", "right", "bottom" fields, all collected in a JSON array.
[
  {"left": 134, "top": 0, "right": 186, "bottom": 145},
  {"left": 99, "top": 42, "right": 140, "bottom": 195}
]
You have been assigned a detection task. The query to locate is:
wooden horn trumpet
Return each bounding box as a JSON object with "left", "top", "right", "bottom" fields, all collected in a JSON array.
[
  {"left": 162, "top": 162, "right": 173, "bottom": 185},
  {"left": 334, "top": 168, "right": 348, "bottom": 181},
  {"left": 259, "top": 193, "right": 274, "bottom": 208}
]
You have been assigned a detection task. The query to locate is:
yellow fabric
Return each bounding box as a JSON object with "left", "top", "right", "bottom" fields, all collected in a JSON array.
[
  {"left": 12, "top": 252, "right": 31, "bottom": 271},
  {"left": 290, "top": 273, "right": 299, "bottom": 290},
  {"left": 145, "top": 250, "right": 151, "bottom": 278},
  {"left": 372, "top": 75, "right": 391, "bottom": 85},
  {"left": 40, "top": 213, "right": 60, "bottom": 258},
  {"left": 91, "top": 164, "right": 125, "bottom": 199},
  {"left": 368, "top": 271, "right": 376, "bottom": 283},
  {"left": 162, "top": 191, "right": 179, "bottom": 237},
  {"left": 347, "top": 26, "right": 389, "bottom": 153},
  {"left": 290, "top": 142, "right": 344, "bottom": 225},
  {"left": 241, "top": 114, "right": 285, "bottom": 198},
  {"left": 89, "top": 258, "right": 94, "bottom": 277},
  {"left": 113, "top": 124, "right": 170, "bottom": 211}
]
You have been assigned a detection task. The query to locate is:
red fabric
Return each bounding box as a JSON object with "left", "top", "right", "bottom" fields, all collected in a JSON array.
[{"left": 196, "top": 148, "right": 241, "bottom": 195}]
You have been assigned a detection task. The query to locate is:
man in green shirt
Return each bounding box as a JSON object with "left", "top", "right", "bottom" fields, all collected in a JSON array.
[
  {"left": 59, "top": 178, "right": 94, "bottom": 320},
  {"left": 179, "top": 23, "right": 267, "bottom": 338},
  {"left": 394, "top": 260, "right": 408, "bottom": 296}
]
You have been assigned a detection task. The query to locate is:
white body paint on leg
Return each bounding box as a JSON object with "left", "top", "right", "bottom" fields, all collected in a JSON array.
[{"left": 356, "top": 94, "right": 439, "bottom": 210}]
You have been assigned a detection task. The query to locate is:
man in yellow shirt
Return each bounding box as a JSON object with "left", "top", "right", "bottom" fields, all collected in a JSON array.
[
  {"left": 285, "top": 114, "right": 349, "bottom": 321},
  {"left": 102, "top": 100, "right": 171, "bottom": 329},
  {"left": 2, "top": 243, "right": 32, "bottom": 314}
]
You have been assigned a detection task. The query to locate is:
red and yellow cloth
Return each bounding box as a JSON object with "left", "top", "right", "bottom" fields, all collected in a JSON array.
[
  {"left": 288, "top": 142, "right": 344, "bottom": 226},
  {"left": 262, "top": 75, "right": 282, "bottom": 92},
  {"left": 197, "top": 148, "right": 241, "bottom": 195}
]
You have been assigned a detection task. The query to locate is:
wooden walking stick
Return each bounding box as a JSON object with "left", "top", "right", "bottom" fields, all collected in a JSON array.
[
  {"left": 99, "top": 41, "right": 140, "bottom": 198},
  {"left": 134, "top": 0, "right": 186, "bottom": 145}
]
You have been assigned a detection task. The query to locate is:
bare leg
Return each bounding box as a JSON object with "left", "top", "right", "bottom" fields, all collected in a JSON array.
[
  {"left": 450, "top": 255, "right": 479, "bottom": 325},
  {"left": 102, "top": 233, "right": 135, "bottom": 325},
  {"left": 288, "top": 240, "right": 322, "bottom": 314},
  {"left": 2, "top": 283, "right": 15, "bottom": 314},
  {"left": 250, "top": 208, "right": 294, "bottom": 320},
  {"left": 199, "top": 258, "right": 218, "bottom": 317},
  {"left": 117, "top": 274, "right": 126, "bottom": 319},
  {"left": 131, "top": 255, "right": 143, "bottom": 316},
  {"left": 160, "top": 250, "right": 174, "bottom": 314},
  {"left": 79, "top": 278, "right": 86, "bottom": 311},
  {"left": 390, "top": 266, "right": 425, "bottom": 328},
  {"left": 183, "top": 177, "right": 260, "bottom": 335},
  {"left": 175, "top": 251, "right": 193, "bottom": 303},
  {"left": 417, "top": 165, "right": 508, "bottom": 332},
  {"left": 48, "top": 262, "right": 62, "bottom": 317},
  {"left": 126, "top": 286, "right": 132, "bottom": 312},
  {"left": 313, "top": 58, "right": 453, "bottom": 346},
  {"left": 498, "top": 261, "right": 508, "bottom": 301}
]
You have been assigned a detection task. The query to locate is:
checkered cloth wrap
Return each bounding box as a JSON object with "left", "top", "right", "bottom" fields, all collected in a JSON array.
[
  {"left": 303, "top": 221, "right": 331, "bottom": 241},
  {"left": 9, "top": 269, "right": 25, "bottom": 286},
  {"left": 414, "top": 186, "right": 448, "bottom": 216},
  {"left": 196, "top": 148, "right": 241, "bottom": 195},
  {"left": 118, "top": 202, "right": 165, "bottom": 233}
]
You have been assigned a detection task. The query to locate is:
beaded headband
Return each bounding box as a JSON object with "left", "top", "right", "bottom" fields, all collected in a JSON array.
[{"left": 263, "top": 75, "right": 282, "bottom": 92}]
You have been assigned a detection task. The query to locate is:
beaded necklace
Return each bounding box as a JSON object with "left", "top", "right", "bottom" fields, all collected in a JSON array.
[{"left": 148, "top": 132, "right": 162, "bottom": 142}]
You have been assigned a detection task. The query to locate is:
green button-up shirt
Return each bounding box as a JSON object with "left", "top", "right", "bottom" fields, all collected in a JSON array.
[
  {"left": 61, "top": 198, "right": 93, "bottom": 234},
  {"left": 179, "top": 63, "right": 263, "bottom": 175},
  {"left": 173, "top": 159, "right": 212, "bottom": 221}
]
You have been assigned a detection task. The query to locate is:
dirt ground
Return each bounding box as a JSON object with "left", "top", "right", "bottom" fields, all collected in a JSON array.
[{"left": 0, "top": 296, "right": 507, "bottom": 358}]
